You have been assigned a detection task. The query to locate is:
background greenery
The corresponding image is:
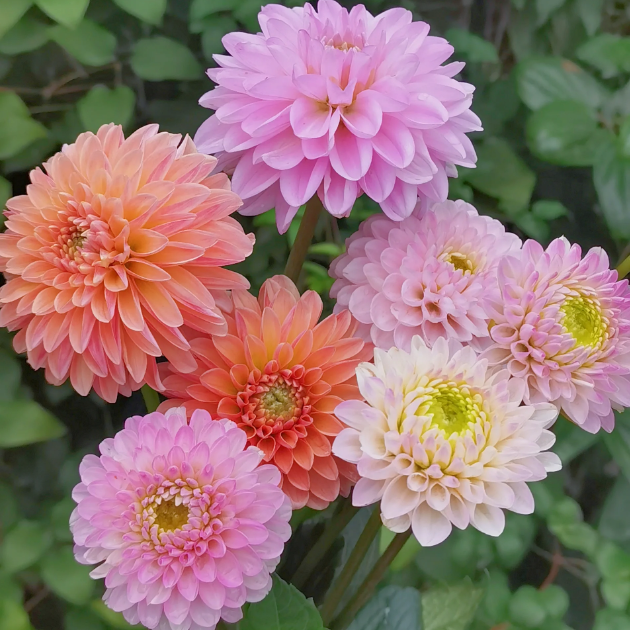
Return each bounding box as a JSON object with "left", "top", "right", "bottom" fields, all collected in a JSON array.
[{"left": 0, "top": 0, "right": 630, "bottom": 629}]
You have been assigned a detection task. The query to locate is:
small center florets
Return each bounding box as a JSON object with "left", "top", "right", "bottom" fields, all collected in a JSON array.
[
  {"left": 442, "top": 250, "right": 474, "bottom": 274},
  {"left": 153, "top": 498, "right": 190, "bottom": 532},
  {"left": 259, "top": 383, "right": 299, "bottom": 422},
  {"left": 560, "top": 295, "right": 606, "bottom": 349},
  {"left": 419, "top": 383, "right": 484, "bottom": 437}
]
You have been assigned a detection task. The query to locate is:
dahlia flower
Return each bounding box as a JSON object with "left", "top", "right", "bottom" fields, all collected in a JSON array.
[
  {"left": 483, "top": 237, "right": 630, "bottom": 433},
  {"left": 330, "top": 200, "right": 521, "bottom": 351},
  {"left": 159, "top": 275, "right": 373, "bottom": 509},
  {"left": 71, "top": 408, "right": 291, "bottom": 630},
  {"left": 332, "top": 336, "right": 561, "bottom": 546},
  {"left": 195, "top": 0, "right": 481, "bottom": 232},
  {"left": 0, "top": 124, "right": 254, "bottom": 402}
]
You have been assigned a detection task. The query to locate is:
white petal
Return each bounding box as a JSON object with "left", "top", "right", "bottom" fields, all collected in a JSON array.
[
  {"left": 332, "top": 428, "right": 363, "bottom": 462},
  {"left": 509, "top": 481, "right": 535, "bottom": 515},
  {"left": 352, "top": 477, "right": 386, "bottom": 506},
  {"left": 471, "top": 504, "right": 505, "bottom": 537},
  {"left": 381, "top": 476, "right": 421, "bottom": 519},
  {"left": 411, "top": 503, "right": 453, "bottom": 546}
]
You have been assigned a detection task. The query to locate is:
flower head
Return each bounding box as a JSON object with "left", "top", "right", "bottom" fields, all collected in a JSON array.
[
  {"left": 159, "top": 275, "right": 373, "bottom": 509},
  {"left": 483, "top": 237, "right": 630, "bottom": 433},
  {"left": 71, "top": 408, "right": 291, "bottom": 630},
  {"left": 330, "top": 200, "right": 521, "bottom": 351},
  {"left": 195, "top": 0, "right": 481, "bottom": 232},
  {"left": 0, "top": 124, "right": 254, "bottom": 402},
  {"left": 333, "top": 336, "right": 560, "bottom": 546}
]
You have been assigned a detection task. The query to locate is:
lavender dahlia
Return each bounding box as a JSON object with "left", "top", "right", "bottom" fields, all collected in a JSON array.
[
  {"left": 195, "top": 0, "right": 480, "bottom": 232},
  {"left": 71, "top": 408, "right": 291, "bottom": 629},
  {"left": 330, "top": 200, "right": 521, "bottom": 351},
  {"left": 483, "top": 237, "right": 630, "bottom": 433}
]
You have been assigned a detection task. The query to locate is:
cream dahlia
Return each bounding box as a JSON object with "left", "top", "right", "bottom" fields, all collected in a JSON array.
[
  {"left": 195, "top": 0, "right": 481, "bottom": 232},
  {"left": 483, "top": 237, "right": 630, "bottom": 433},
  {"left": 0, "top": 124, "right": 254, "bottom": 402},
  {"left": 159, "top": 275, "right": 373, "bottom": 510},
  {"left": 332, "top": 336, "right": 561, "bottom": 546},
  {"left": 329, "top": 200, "right": 521, "bottom": 351},
  {"left": 71, "top": 408, "right": 291, "bottom": 630}
]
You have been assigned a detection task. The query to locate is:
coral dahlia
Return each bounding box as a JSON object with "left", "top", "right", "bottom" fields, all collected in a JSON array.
[
  {"left": 159, "top": 275, "right": 373, "bottom": 509},
  {"left": 330, "top": 200, "right": 521, "bottom": 351},
  {"left": 195, "top": 0, "right": 481, "bottom": 232},
  {"left": 333, "top": 336, "right": 561, "bottom": 546},
  {"left": 71, "top": 408, "right": 291, "bottom": 630},
  {"left": 483, "top": 237, "right": 630, "bottom": 433},
  {"left": 0, "top": 124, "right": 254, "bottom": 402}
]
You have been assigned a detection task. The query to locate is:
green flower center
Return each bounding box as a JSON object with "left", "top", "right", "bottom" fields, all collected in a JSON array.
[
  {"left": 153, "top": 499, "right": 189, "bottom": 532},
  {"left": 259, "top": 383, "right": 298, "bottom": 421},
  {"left": 420, "top": 384, "right": 483, "bottom": 436},
  {"left": 560, "top": 295, "right": 605, "bottom": 348}
]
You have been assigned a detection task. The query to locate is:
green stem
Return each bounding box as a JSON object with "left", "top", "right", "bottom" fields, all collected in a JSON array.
[
  {"left": 320, "top": 508, "right": 382, "bottom": 626},
  {"left": 141, "top": 384, "right": 160, "bottom": 413},
  {"left": 331, "top": 529, "right": 413, "bottom": 630},
  {"left": 292, "top": 498, "right": 359, "bottom": 590},
  {"left": 617, "top": 254, "right": 630, "bottom": 279},
  {"left": 284, "top": 195, "right": 323, "bottom": 284}
]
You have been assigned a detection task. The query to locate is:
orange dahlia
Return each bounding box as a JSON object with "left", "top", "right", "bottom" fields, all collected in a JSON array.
[
  {"left": 0, "top": 124, "right": 254, "bottom": 402},
  {"left": 159, "top": 275, "right": 373, "bottom": 509}
]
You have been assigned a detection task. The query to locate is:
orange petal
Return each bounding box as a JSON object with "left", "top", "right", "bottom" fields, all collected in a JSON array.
[
  {"left": 244, "top": 334, "right": 267, "bottom": 371},
  {"left": 322, "top": 360, "right": 360, "bottom": 385},
  {"left": 304, "top": 428, "right": 332, "bottom": 457},
  {"left": 128, "top": 229, "right": 169, "bottom": 255},
  {"left": 118, "top": 287, "right": 145, "bottom": 332},
  {"left": 312, "top": 412, "right": 344, "bottom": 436},
  {"left": 309, "top": 469, "right": 340, "bottom": 502},
  {"left": 126, "top": 260, "right": 171, "bottom": 282},
  {"left": 261, "top": 307, "right": 281, "bottom": 359},
  {"left": 135, "top": 279, "right": 183, "bottom": 328},
  {"left": 274, "top": 446, "right": 294, "bottom": 474},
  {"left": 312, "top": 455, "right": 339, "bottom": 481},
  {"left": 292, "top": 439, "right": 314, "bottom": 471},
  {"left": 200, "top": 368, "right": 238, "bottom": 396},
  {"left": 213, "top": 335, "right": 247, "bottom": 367},
  {"left": 217, "top": 396, "right": 241, "bottom": 417},
  {"left": 287, "top": 463, "right": 310, "bottom": 491}
]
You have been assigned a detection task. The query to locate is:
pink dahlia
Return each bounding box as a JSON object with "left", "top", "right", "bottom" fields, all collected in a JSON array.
[
  {"left": 333, "top": 336, "right": 561, "bottom": 546},
  {"left": 483, "top": 238, "right": 630, "bottom": 433},
  {"left": 195, "top": 0, "right": 481, "bottom": 232},
  {"left": 329, "top": 200, "right": 521, "bottom": 351},
  {"left": 0, "top": 124, "right": 254, "bottom": 402},
  {"left": 71, "top": 408, "right": 291, "bottom": 630},
  {"left": 158, "top": 275, "right": 372, "bottom": 510}
]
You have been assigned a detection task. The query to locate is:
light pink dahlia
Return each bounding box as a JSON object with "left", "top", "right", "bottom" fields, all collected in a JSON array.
[
  {"left": 71, "top": 408, "right": 291, "bottom": 630},
  {"left": 329, "top": 200, "right": 521, "bottom": 351},
  {"left": 195, "top": 0, "right": 481, "bottom": 232},
  {"left": 0, "top": 124, "right": 254, "bottom": 402},
  {"left": 483, "top": 237, "right": 630, "bottom": 433},
  {"left": 332, "top": 336, "right": 561, "bottom": 547}
]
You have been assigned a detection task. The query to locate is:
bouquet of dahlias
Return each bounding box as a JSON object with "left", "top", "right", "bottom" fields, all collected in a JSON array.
[{"left": 1, "top": 2, "right": 629, "bottom": 629}]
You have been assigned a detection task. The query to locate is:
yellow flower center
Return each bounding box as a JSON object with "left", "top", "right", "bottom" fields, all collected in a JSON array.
[
  {"left": 153, "top": 499, "right": 189, "bottom": 532},
  {"left": 419, "top": 384, "right": 484, "bottom": 437},
  {"left": 259, "top": 383, "right": 298, "bottom": 422},
  {"left": 560, "top": 295, "right": 606, "bottom": 348}
]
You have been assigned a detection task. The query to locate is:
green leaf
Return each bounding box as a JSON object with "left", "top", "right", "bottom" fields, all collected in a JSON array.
[
  {"left": 552, "top": 418, "right": 599, "bottom": 464},
  {"left": 348, "top": 586, "right": 422, "bottom": 630},
  {"left": 51, "top": 497, "right": 75, "bottom": 542},
  {"left": 422, "top": 581, "right": 483, "bottom": 630},
  {"left": 65, "top": 608, "right": 107, "bottom": 630},
  {"left": 49, "top": 19, "right": 116, "bottom": 66},
  {"left": 90, "top": 599, "right": 139, "bottom": 628},
  {"left": 463, "top": 138, "right": 536, "bottom": 215},
  {"left": 593, "top": 138, "right": 630, "bottom": 240},
  {"left": 595, "top": 541, "right": 630, "bottom": 580},
  {"left": 0, "top": 570, "right": 23, "bottom": 604},
  {"left": 0, "top": 399, "right": 66, "bottom": 447},
  {"left": 576, "top": 0, "right": 603, "bottom": 36},
  {"left": 131, "top": 37, "right": 203, "bottom": 81},
  {"left": 513, "top": 212, "right": 549, "bottom": 242},
  {"left": 41, "top": 546, "right": 95, "bottom": 605},
  {"left": 0, "top": 0, "right": 33, "bottom": 40},
  {"left": 577, "top": 34, "right": 630, "bottom": 78},
  {"left": 239, "top": 575, "right": 324, "bottom": 630},
  {"left": 0, "top": 178, "right": 11, "bottom": 218},
  {"left": 539, "top": 585, "right": 570, "bottom": 620},
  {"left": 531, "top": 199, "right": 568, "bottom": 221},
  {"left": 535, "top": 0, "right": 565, "bottom": 26},
  {"left": 509, "top": 585, "right": 547, "bottom": 628},
  {"left": 517, "top": 57, "right": 608, "bottom": 111},
  {"left": 619, "top": 116, "right": 630, "bottom": 159},
  {"left": 0, "top": 520, "right": 52, "bottom": 573},
  {"left": 526, "top": 100, "right": 608, "bottom": 166},
  {"left": 36, "top": 0, "right": 89, "bottom": 28},
  {"left": 600, "top": 476, "right": 630, "bottom": 544},
  {"left": 0, "top": 482, "right": 18, "bottom": 533},
  {"left": 595, "top": 608, "right": 630, "bottom": 630},
  {"left": 0, "top": 349, "right": 21, "bottom": 401},
  {"left": 190, "top": 0, "right": 235, "bottom": 22},
  {"left": 445, "top": 28, "right": 499, "bottom": 63},
  {"left": 0, "top": 599, "right": 29, "bottom": 630},
  {"left": 201, "top": 15, "right": 238, "bottom": 61},
  {"left": 602, "top": 578, "right": 630, "bottom": 610},
  {"left": 308, "top": 242, "right": 345, "bottom": 257},
  {"left": 233, "top": 0, "right": 262, "bottom": 31},
  {"left": 0, "top": 17, "right": 48, "bottom": 55},
  {"left": 0, "top": 91, "right": 47, "bottom": 160},
  {"left": 112, "top": 0, "right": 167, "bottom": 25},
  {"left": 77, "top": 85, "right": 135, "bottom": 133}
]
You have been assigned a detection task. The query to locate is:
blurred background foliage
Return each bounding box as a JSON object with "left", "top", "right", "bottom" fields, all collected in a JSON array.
[{"left": 1, "top": 0, "right": 630, "bottom": 629}]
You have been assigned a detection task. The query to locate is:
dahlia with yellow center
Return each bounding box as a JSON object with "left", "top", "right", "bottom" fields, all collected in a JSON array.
[
  {"left": 483, "top": 237, "right": 630, "bottom": 433},
  {"left": 159, "top": 275, "right": 373, "bottom": 509},
  {"left": 333, "top": 336, "right": 560, "bottom": 546},
  {"left": 0, "top": 124, "right": 254, "bottom": 402}
]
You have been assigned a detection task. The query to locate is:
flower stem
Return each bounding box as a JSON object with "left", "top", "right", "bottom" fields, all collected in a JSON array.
[
  {"left": 320, "top": 508, "right": 382, "bottom": 626},
  {"left": 617, "top": 254, "right": 630, "bottom": 279},
  {"left": 141, "top": 384, "right": 160, "bottom": 413},
  {"left": 330, "top": 529, "right": 413, "bottom": 630},
  {"left": 284, "top": 196, "right": 323, "bottom": 284},
  {"left": 292, "top": 498, "right": 359, "bottom": 590}
]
